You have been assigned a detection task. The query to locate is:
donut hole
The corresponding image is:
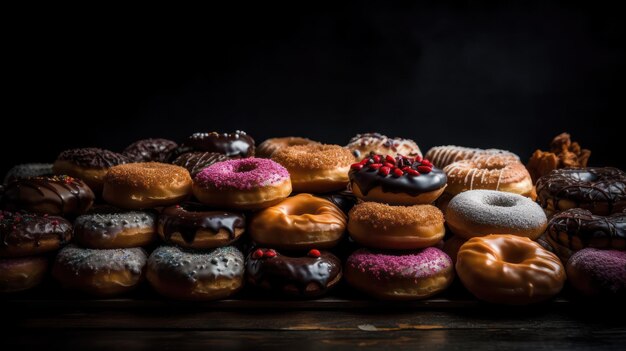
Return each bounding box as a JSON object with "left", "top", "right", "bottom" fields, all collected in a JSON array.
[
  {"left": 501, "top": 245, "right": 533, "bottom": 264},
  {"left": 235, "top": 163, "right": 257, "bottom": 173},
  {"left": 483, "top": 196, "right": 517, "bottom": 208}
]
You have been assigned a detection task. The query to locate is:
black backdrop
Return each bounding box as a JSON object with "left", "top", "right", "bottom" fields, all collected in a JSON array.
[{"left": 3, "top": 2, "right": 625, "bottom": 176}]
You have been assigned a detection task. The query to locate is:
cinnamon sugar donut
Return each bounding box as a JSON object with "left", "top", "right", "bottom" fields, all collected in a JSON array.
[
  {"left": 257, "top": 137, "right": 320, "bottom": 158},
  {"left": 53, "top": 148, "right": 129, "bottom": 192},
  {"left": 346, "top": 133, "right": 422, "bottom": 160},
  {"left": 272, "top": 144, "right": 355, "bottom": 193},
  {"left": 425, "top": 145, "right": 519, "bottom": 169}
]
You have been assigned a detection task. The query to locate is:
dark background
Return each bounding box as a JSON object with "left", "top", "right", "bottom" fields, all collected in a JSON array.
[{"left": 3, "top": 2, "right": 625, "bottom": 176}]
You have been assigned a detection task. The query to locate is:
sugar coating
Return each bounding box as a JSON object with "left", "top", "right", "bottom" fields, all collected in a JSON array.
[
  {"left": 194, "top": 158, "right": 289, "bottom": 190},
  {"left": 3, "top": 163, "right": 53, "bottom": 184},
  {"left": 74, "top": 211, "right": 156, "bottom": 238},
  {"left": 568, "top": 248, "right": 626, "bottom": 294},
  {"left": 347, "top": 247, "right": 452, "bottom": 281},
  {"left": 271, "top": 144, "right": 355, "bottom": 170},
  {"left": 105, "top": 162, "right": 191, "bottom": 187},
  {"left": 55, "top": 245, "right": 147, "bottom": 275},
  {"left": 447, "top": 190, "right": 546, "bottom": 230},
  {"left": 349, "top": 202, "right": 443, "bottom": 227}
]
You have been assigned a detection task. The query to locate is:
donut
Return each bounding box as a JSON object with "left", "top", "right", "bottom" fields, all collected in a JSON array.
[
  {"left": 445, "top": 190, "right": 547, "bottom": 240},
  {"left": 545, "top": 208, "right": 626, "bottom": 262},
  {"left": 349, "top": 154, "right": 447, "bottom": 205},
  {"left": 123, "top": 138, "right": 178, "bottom": 163},
  {"left": 536, "top": 167, "right": 626, "bottom": 216},
  {"left": 345, "top": 247, "right": 454, "bottom": 300},
  {"left": 249, "top": 194, "right": 346, "bottom": 250},
  {"left": 566, "top": 248, "right": 626, "bottom": 296},
  {"left": 345, "top": 133, "right": 422, "bottom": 160},
  {"left": 272, "top": 144, "right": 355, "bottom": 193},
  {"left": 0, "top": 210, "right": 72, "bottom": 257},
  {"left": 3, "top": 163, "right": 53, "bottom": 185},
  {"left": 52, "top": 245, "right": 147, "bottom": 296},
  {"left": 0, "top": 256, "right": 49, "bottom": 293},
  {"left": 158, "top": 203, "right": 245, "bottom": 249},
  {"left": 193, "top": 158, "right": 291, "bottom": 210},
  {"left": 246, "top": 248, "right": 342, "bottom": 297},
  {"left": 53, "top": 148, "right": 129, "bottom": 192},
  {"left": 2, "top": 175, "right": 95, "bottom": 216},
  {"left": 103, "top": 162, "right": 192, "bottom": 209},
  {"left": 348, "top": 202, "right": 445, "bottom": 250},
  {"left": 172, "top": 152, "right": 230, "bottom": 177},
  {"left": 256, "top": 137, "right": 320, "bottom": 158},
  {"left": 442, "top": 235, "right": 467, "bottom": 265},
  {"left": 185, "top": 131, "right": 255, "bottom": 157},
  {"left": 73, "top": 211, "right": 157, "bottom": 249},
  {"left": 424, "top": 145, "right": 519, "bottom": 169},
  {"left": 456, "top": 234, "right": 565, "bottom": 305},
  {"left": 147, "top": 245, "right": 244, "bottom": 300}
]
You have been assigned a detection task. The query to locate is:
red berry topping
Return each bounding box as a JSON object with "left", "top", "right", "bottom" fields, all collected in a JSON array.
[
  {"left": 402, "top": 166, "right": 412, "bottom": 172},
  {"left": 264, "top": 249, "right": 277, "bottom": 258},
  {"left": 417, "top": 165, "right": 432, "bottom": 174},
  {"left": 415, "top": 155, "right": 423, "bottom": 162},
  {"left": 379, "top": 166, "right": 391, "bottom": 176},
  {"left": 51, "top": 220, "right": 59, "bottom": 226},
  {"left": 393, "top": 168, "right": 404, "bottom": 177},
  {"left": 421, "top": 159, "right": 432, "bottom": 167},
  {"left": 252, "top": 249, "right": 264, "bottom": 259},
  {"left": 385, "top": 155, "right": 395, "bottom": 164},
  {"left": 308, "top": 249, "right": 321, "bottom": 258},
  {"left": 384, "top": 162, "right": 395, "bottom": 168},
  {"left": 372, "top": 155, "right": 381, "bottom": 163},
  {"left": 407, "top": 169, "right": 420, "bottom": 176},
  {"left": 369, "top": 163, "right": 382, "bottom": 170},
  {"left": 351, "top": 163, "right": 364, "bottom": 170}
]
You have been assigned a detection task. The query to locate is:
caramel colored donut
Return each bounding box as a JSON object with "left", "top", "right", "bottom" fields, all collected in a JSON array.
[
  {"left": 52, "top": 245, "right": 147, "bottom": 297},
  {"left": 345, "top": 133, "right": 423, "bottom": 160},
  {"left": 536, "top": 167, "right": 626, "bottom": 216},
  {"left": 3, "top": 163, "right": 53, "bottom": 185},
  {"left": 73, "top": 211, "right": 157, "bottom": 249},
  {"left": 424, "top": 145, "right": 519, "bottom": 169},
  {"left": 0, "top": 256, "right": 49, "bottom": 293},
  {"left": 345, "top": 247, "right": 454, "bottom": 300},
  {"left": 246, "top": 248, "right": 342, "bottom": 297},
  {"left": 446, "top": 190, "right": 547, "bottom": 240},
  {"left": 158, "top": 203, "right": 245, "bottom": 249},
  {"left": 0, "top": 211, "right": 72, "bottom": 257},
  {"left": 123, "top": 138, "right": 178, "bottom": 163},
  {"left": 2, "top": 175, "right": 95, "bottom": 216},
  {"left": 103, "top": 162, "right": 192, "bottom": 209},
  {"left": 566, "top": 248, "right": 626, "bottom": 296},
  {"left": 257, "top": 137, "right": 320, "bottom": 158},
  {"left": 443, "top": 155, "right": 533, "bottom": 198},
  {"left": 147, "top": 246, "right": 244, "bottom": 300},
  {"left": 193, "top": 158, "right": 292, "bottom": 210},
  {"left": 53, "top": 148, "right": 129, "bottom": 193},
  {"left": 172, "top": 152, "right": 230, "bottom": 177},
  {"left": 348, "top": 202, "right": 445, "bottom": 250},
  {"left": 456, "top": 234, "right": 565, "bottom": 305},
  {"left": 349, "top": 154, "right": 447, "bottom": 205},
  {"left": 250, "top": 194, "right": 346, "bottom": 250},
  {"left": 185, "top": 131, "right": 255, "bottom": 157},
  {"left": 272, "top": 144, "right": 355, "bottom": 193}
]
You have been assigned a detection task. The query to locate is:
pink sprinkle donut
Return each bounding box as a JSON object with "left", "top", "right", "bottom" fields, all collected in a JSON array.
[
  {"left": 193, "top": 158, "right": 292, "bottom": 210},
  {"left": 567, "top": 248, "right": 626, "bottom": 296},
  {"left": 345, "top": 247, "right": 454, "bottom": 300}
]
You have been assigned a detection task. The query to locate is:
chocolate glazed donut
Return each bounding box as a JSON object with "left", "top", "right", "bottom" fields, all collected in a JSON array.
[
  {"left": 246, "top": 248, "right": 342, "bottom": 297},
  {"left": 123, "top": 138, "right": 178, "bottom": 163},
  {"left": 172, "top": 152, "right": 230, "bottom": 177},
  {"left": 0, "top": 210, "right": 72, "bottom": 257},
  {"left": 185, "top": 131, "right": 255, "bottom": 157}
]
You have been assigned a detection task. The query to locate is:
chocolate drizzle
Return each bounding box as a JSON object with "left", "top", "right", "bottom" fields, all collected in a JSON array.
[
  {"left": 185, "top": 131, "right": 255, "bottom": 157},
  {"left": 0, "top": 210, "right": 72, "bottom": 251},
  {"left": 173, "top": 152, "right": 230, "bottom": 177},
  {"left": 159, "top": 203, "right": 245, "bottom": 244},
  {"left": 56, "top": 148, "right": 129, "bottom": 169},
  {"left": 123, "top": 138, "right": 178, "bottom": 163},
  {"left": 547, "top": 208, "right": 626, "bottom": 250}
]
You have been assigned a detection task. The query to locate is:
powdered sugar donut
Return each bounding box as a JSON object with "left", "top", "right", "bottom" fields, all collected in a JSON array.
[
  {"left": 193, "top": 158, "right": 292, "bottom": 210},
  {"left": 567, "top": 248, "right": 626, "bottom": 296}
]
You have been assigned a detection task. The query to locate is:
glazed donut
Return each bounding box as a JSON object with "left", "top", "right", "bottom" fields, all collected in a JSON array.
[
  {"left": 2, "top": 175, "right": 94, "bottom": 216},
  {"left": 536, "top": 167, "right": 626, "bottom": 216},
  {"left": 442, "top": 235, "right": 467, "bottom": 265},
  {"left": 73, "top": 211, "right": 157, "bottom": 249},
  {"left": 348, "top": 202, "right": 445, "bottom": 249},
  {"left": 250, "top": 194, "right": 346, "bottom": 250},
  {"left": 0, "top": 211, "right": 72, "bottom": 257},
  {"left": 256, "top": 137, "right": 320, "bottom": 158},
  {"left": 185, "top": 131, "right": 255, "bottom": 157},
  {"left": 52, "top": 245, "right": 147, "bottom": 296},
  {"left": 53, "top": 148, "right": 129, "bottom": 192},
  {"left": 172, "top": 152, "right": 230, "bottom": 177},
  {"left": 3, "top": 163, "right": 53, "bottom": 185},
  {"left": 424, "top": 145, "right": 519, "bottom": 169},
  {"left": 456, "top": 234, "right": 565, "bottom": 305},
  {"left": 445, "top": 190, "right": 547, "bottom": 240},
  {"left": 566, "top": 248, "right": 626, "bottom": 296},
  {"left": 147, "top": 245, "right": 244, "bottom": 300},
  {"left": 158, "top": 203, "right": 245, "bottom": 249},
  {"left": 193, "top": 158, "right": 291, "bottom": 210},
  {"left": 246, "top": 248, "right": 342, "bottom": 297},
  {"left": 272, "top": 144, "right": 355, "bottom": 193},
  {"left": 345, "top": 133, "right": 422, "bottom": 160},
  {"left": 103, "top": 162, "right": 192, "bottom": 209},
  {"left": 345, "top": 247, "right": 454, "bottom": 300},
  {"left": 349, "top": 154, "right": 447, "bottom": 205},
  {"left": 123, "top": 138, "right": 178, "bottom": 163},
  {"left": 545, "top": 208, "right": 625, "bottom": 262},
  {"left": 0, "top": 256, "right": 49, "bottom": 293}
]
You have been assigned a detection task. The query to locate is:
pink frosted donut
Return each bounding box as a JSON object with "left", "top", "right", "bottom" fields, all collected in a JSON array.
[
  {"left": 345, "top": 247, "right": 454, "bottom": 300},
  {"left": 192, "top": 158, "right": 292, "bottom": 210},
  {"left": 567, "top": 248, "right": 626, "bottom": 296}
]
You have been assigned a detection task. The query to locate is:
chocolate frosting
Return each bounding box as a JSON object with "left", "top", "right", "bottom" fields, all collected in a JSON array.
[
  {"left": 547, "top": 208, "right": 626, "bottom": 250},
  {"left": 172, "top": 152, "right": 230, "bottom": 177},
  {"left": 0, "top": 210, "right": 72, "bottom": 250},
  {"left": 2, "top": 175, "right": 95, "bottom": 216},
  {"left": 158, "top": 203, "right": 245, "bottom": 244},
  {"left": 536, "top": 167, "right": 626, "bottom": 214},
  {"left": 246, "top": 249, "right": 342, "bottom": 297},
  {"left": 123, "top": 138, "right": 178, "bottom": 163},
  {"left": 319, "top": 190, "right": 357, "bottom": 214},
  {"left": 3, "top": 163, "right": 53, "bottom": 185},
  {"left": 74, "top": 211, "right": 156, "bottom": 242},
  {"left": 56, "top": 148, "right": 129, "bottom": 169},
  {"left": 185, "top": 131, "right": 255, "bottom": 157}
]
